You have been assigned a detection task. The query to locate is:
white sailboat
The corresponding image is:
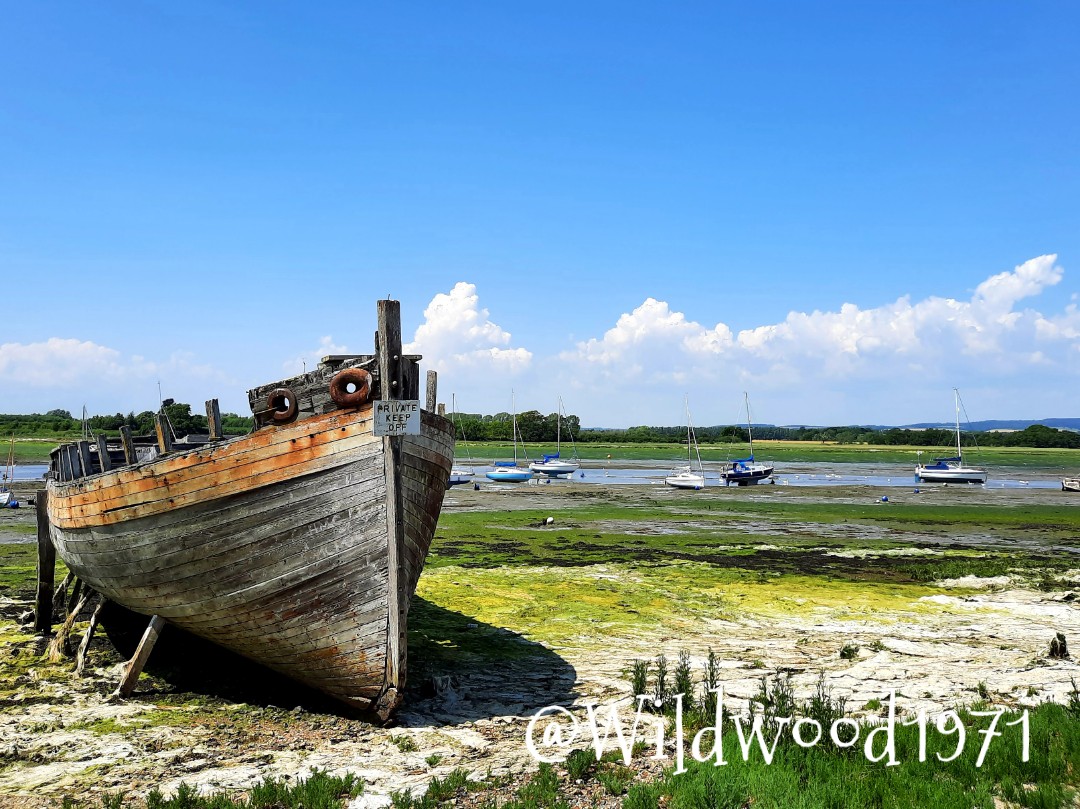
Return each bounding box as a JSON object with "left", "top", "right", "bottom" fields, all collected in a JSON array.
[
  {"left": 530, "top": 397, "right": 580, "bottom": 476},
  {"left": 915, "top": 389, "right": 987, "bottom": 484},
  {"left": 0, "top": 434, "right": 16, "bottom": 507},
  {"left": 447, "top": 394, "right": 474, "bottom": 487},
  {"left": 666, "top": 398, "right": 706, "bottom": 490},
  {"left": 486, "top": 392, "right": 532, "bottom": 482},
  {"left": 720, "top": 392, "right": 774, "bottom": 486}
]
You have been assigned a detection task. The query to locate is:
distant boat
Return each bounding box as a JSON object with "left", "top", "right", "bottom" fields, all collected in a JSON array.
[
  {"left": 486, "top": 392, "right": 533, "bottom": 482},
  {"left": 1, "top": 434, "right": 16, "bottom": 507},
  {"left": 530, "top": 397, "right": 580, "bottom": 477},
  {"left": 720, "top": 393, "right": 774, "bottom": 486},
  {"left": 447, "top": 394, "right": 474, "bottom": 488},
  {"left": 666, "top": 398, "right": 705, "bottom": 490},
  {"left": 915, "top": 389, "right": 987, "bottom": 484},
  {"left": 1063, "top": 478, "right": 1080, "bottom": 493}
]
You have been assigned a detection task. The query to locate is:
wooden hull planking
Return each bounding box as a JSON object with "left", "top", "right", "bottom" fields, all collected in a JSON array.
[{"left": 46, "top": 405, "right": 454, "bottom": 713}]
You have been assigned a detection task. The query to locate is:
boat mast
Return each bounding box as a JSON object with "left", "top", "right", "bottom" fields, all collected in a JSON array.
[
  {"left": 556, "top": 397, "right": 562, "bottom": 454},
  {"left": 744, "top": 391, "right": 754, "bottom": 460},
  {"left": 953, "top": 388, "right": 962, "bottom": 462},
  {"left": 684, "top": 396, "right": 692, "bottom": 465},
  {"left": 512, "top": 390, "right": 519, "bottom": 464}
]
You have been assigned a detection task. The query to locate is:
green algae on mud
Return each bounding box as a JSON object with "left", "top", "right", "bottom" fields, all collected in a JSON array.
[
  {"left": 415, "top": 560, "right": 954, "bottom": 650},
  {"left": 427, "top": 498, "right": 1080, "bottom": 584},
  {"left": 0, "top": 543, "right": 66, "bottom": 598}
]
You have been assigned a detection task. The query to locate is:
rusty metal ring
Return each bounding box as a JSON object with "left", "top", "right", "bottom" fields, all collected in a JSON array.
[
  {"left": 266, "top": 387, "right": 299, "bottom": 424},
  {"left": 329, "top": 368, "right": 372, "bottom": 409}
]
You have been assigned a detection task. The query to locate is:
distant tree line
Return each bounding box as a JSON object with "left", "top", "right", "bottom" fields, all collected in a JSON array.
[
  {"left": 452, "top": 412, "right": 1080, "bottom": 450},
  {"left": 3, "top": 406, "right": 1078, "bottom": 449},
  {"left": 0, "top": 406, "right": 253, "bottom": 438}
]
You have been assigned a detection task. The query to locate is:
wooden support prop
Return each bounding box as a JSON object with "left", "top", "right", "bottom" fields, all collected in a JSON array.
[
  {"left": 52, "top": 571, "right": 73, "bottom": 613},
  {"left": 114, "top": 615, "right": 165, "bottom": 698},
  {"left": 48, "top": 587, "right": 94, "bottom": 662},
  {"left": 77, "top": 441, "right": 94, "bottom": 477},
  {"left": 426, "top": 370, "right": 438, "bottom": 413},
  {"left": 119, "top": 426, "right": 136, "bottom": 465},
  {"left": 154, "top": 413, "right": 173, "bottom": 454},
  {"left": 377, "top": 299, "right": 407, "bottom": 712},
  {"left": 66, "top": 577, "right": 84, "bottom": 616},
  {"left": 206, "top": 398, "right": 222, "bottom": 441},
  {"left": 75, "top": 598, "right": 107, "bottom": 677},
  {"left": 34, "top": 489, "right": 55, "bottom": 632},
  {"left": 95, "top": 433, "right": 112, "bottom": 473}
]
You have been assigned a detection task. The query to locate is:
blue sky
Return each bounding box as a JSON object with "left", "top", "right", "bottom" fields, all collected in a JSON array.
[{"left": 2, "top": 2, "right": 1078, "bottom": 427}]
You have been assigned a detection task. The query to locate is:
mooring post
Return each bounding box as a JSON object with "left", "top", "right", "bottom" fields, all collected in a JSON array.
[
  {"left": 34, "top": 489, "right": 55, "bottom": 633},
  {"left": 426, "top": 370, "right": 438, "bottom": 413},
  {"left": 154, "top": 413, "right": 173, "bottom": 455},
  {"left": 119, "top": 425, "right": 136, "bottom": 466},
  {"left": 206, "top": 398, "right": 222, "bottom": 441},
  {"left": 115, "top": 614, "right": 166, "bottom": 698}
]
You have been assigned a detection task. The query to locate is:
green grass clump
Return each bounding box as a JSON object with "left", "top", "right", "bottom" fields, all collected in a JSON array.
[
  {"left": 614, "top": 700, "right": 1078, "bottom": 809},
  {"left": 62, "top": 769, "right": 362, "bottom": 809},
  {"left": 390, "top": 769, "right": 473, "bottom": 808}
]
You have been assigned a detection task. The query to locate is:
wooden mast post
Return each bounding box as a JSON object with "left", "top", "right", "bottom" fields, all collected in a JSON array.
[{"left": 377, "top": 299, "right": 407, "bottom": 719}]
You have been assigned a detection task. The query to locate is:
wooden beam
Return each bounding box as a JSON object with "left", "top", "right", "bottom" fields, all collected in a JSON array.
[
  {"left": 377, "top": 300, "right": 403, "bottom": 400},
  {"left": 78, "top": 441, "right": 94, "bottom": 477},
  {"left": 95, "top": 434, "right": 112, "bottom": 473},
  {"left": 405, "top": 361, "right": 420, "bottom": 400},
  {"left": 34, "top": 489, "right": 55, "bottom": 633},
  {"left": 114, "top": 615, "right": 165, "bottom": 698},
  {"left": 155, "top": 413, "right": 173, "bottom": 454},
  {"left": 58, "top": 445, "right": 71, "bottom": 481},
  {"left": 377, "top": 299, "right": 407, "bottom": 711},
  {"left": 119, "top": 426, "right": 136, "bottom": 466},
  {"left": 206, "top": 398, "right": 222, "bottom": 441},
  {"left": 426, "top": 370, "right": 438, "bottom": 413}
]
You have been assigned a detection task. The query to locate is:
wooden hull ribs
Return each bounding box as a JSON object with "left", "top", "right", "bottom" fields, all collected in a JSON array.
[{"left": 44, "top": 300, "right": 453, "bottom": 717}]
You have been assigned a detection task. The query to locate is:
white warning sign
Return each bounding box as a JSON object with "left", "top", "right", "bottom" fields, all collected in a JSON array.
[{"left": 373, "top": 400, "right": 421, "bottom": 436}]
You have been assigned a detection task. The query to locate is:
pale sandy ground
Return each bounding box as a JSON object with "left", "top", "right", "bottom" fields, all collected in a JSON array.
[{"left": 0, "top": 479, "right": 1077, "bottom": 807}]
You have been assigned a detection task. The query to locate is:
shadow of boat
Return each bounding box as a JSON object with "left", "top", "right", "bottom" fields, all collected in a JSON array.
[
  {"left": 400, "top": 597, "right": 578, "bottom": 726},
  {"left": 98, "top": 597, "right": 576, "bottom": 723}
]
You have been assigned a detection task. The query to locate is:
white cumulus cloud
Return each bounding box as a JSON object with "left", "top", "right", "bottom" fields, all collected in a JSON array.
[
  {"left": 554, "top": 255, "right": 1078, "bottom": 424},
  {"left": 405, "top": 282, "right": 532, "bottom": 377},
  {"left": 0, "top": 338, "right": 236, "bottom": 414}
]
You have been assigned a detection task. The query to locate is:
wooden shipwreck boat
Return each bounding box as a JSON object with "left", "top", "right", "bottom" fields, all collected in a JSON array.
[{"left": 42, "top": 300, "right": 454, "bottom": 718}]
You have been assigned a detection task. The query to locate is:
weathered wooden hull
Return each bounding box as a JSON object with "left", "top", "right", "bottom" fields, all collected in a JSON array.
[{"left": 46, "top": 404, "right": 453, "bottom": 714}]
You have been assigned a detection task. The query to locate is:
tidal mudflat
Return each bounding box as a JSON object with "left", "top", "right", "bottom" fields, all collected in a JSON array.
[{"left": 0, "top": 477, "right": 1078, "bottom": 807}]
